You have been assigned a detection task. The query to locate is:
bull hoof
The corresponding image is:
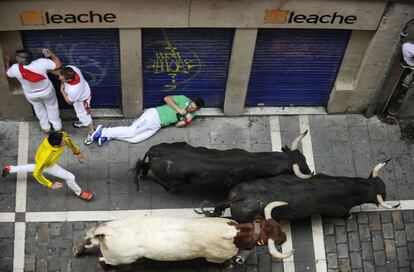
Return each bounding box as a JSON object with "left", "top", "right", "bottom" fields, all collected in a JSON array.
[
  {"left": 97, "top": 257, "right": 114, "bottom": 271},
  {"left": 218, "top": 260, "right": 234, "bottom": 270}
]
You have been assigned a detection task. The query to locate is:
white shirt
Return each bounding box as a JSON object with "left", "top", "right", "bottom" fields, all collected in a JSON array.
[
  {"left": 402, "top": 42, "right": 414, "bottom": 67},
  {"left": 63, "top": 65, "right": 91, "bottom": 102},
  {"left": 7, "top": 58, "right": 56, "bottom": 95}
]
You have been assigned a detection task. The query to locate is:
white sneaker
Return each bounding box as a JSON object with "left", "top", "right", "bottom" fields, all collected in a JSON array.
[
  {"left": 84, "top": 134, "right": 93, "bottom": 146},
  {"left": 73, "top": 121, "right": 88, "bottom": 128}
]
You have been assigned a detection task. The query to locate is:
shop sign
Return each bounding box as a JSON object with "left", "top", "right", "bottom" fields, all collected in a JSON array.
[
  {"left": 20, "top": 11, "right": 116, "bottom": 25},
  {"left": 264, "top": 10, "right": 357, "bottom": 25}
]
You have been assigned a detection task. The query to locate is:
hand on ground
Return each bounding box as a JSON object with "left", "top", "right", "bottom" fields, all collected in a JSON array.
[
  {"left": 76, "top": 152, "right": 85, "bottom": 162},
  {"left": 51, "top": 182, "right": 63, "bottom": 189}
]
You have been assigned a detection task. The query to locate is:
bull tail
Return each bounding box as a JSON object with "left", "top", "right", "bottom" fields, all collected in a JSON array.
[
  {"left": 194, "top": 200, "right": 236, "bottom": 217},
  {"left": 134, "top": 152, "right": 150, "bottom": 191}
]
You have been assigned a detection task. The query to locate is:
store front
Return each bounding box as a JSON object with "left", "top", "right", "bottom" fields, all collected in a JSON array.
[
  {"left": 246, "top": 28, "right": 351, "bottom": 107},
  {"left": 142, "top": 28, "right": 233, "bottom": 108},
  {"left": 0, "top": 0, "right": 408, "bottom": 118},
  {"left": 22, "top": 28, "right": 121, "bottom": 108}
]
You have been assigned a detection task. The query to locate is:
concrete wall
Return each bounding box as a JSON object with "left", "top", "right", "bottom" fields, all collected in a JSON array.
[
  {"left": 223, "top": 29, "right": 257, "bottom": 115},
  {"left": 119, "top": 28, "right": 142, "bottom": 117},
  {"left": 1, "top": 0, "right": 413, "bottom": 119},
  {"left": 338, "top": 3, "right": 414, "bottom": 113},
  {"left": 377, "top": 13, "right": 414, "bottom": 119},
  {"left": 0, "top": 0, "right": 386, "bottom": 30},
  {"left": 0, "top": 31, "right": 33, "bottom": 119}
]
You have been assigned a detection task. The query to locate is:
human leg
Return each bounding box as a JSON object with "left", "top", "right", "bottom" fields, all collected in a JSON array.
[
  {"left": 101, "top": 108, "right": 161, "bottom": 142},
  {"left": 26, "top": 96, "right": 51, "bottom": 132},
  {"left": 4, "top": 164, "right": 36, "bottom": 176},
  {"left": 44, "top": 164, "right": 82, "bottom": 195},
  {"left": 9, "top": 164, "right": 36, "bottom": 173},
  {"left": 42, "top": 87, "right": 62, "bottom": 131},
  {"left": 123, "top": 126, "right": 161, "bottom": 143},
  {"left": 73, "top": 100, "right": 94, "bottom": 145},
  {"left": 100, "top": 123, "right": 140, "bottom": 140}
]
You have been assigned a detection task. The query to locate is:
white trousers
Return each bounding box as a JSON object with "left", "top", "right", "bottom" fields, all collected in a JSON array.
[
  {"left": 101, "top": 108, "right": 161, "bottom": 143},
  {"left": 73, "top": 97, "right": 92, "bottom": 126},
  {"left": 10, "top": 164, "right": 81, "bottom": 195},
  {"left": 25, "top": 86, "right": 62, "bottom": 131}
]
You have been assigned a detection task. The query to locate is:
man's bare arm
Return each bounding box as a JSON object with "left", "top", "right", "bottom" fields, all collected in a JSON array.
[{"left": 164, "top": 96, "right": 187, "bottom": 115}]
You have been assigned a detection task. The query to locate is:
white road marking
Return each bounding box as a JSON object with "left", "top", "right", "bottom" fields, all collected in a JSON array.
[
  {"left": 12, "top": 122, "right": 29, "bottom": 272},
  {"left": 298, "top": 116, "right": 315, "bottom": 172},
  {"left": 270, "top": 116, "right": 295, "bottom": 272},
  {"left": 25, "top": 208, "right": 212, "bottom": 222},
  {"left": 0, "top": 201, "right": 411, "bottom": 224},
  {"left": 299, "top": 115, "right": 327, "bottom": 272},
  {"left": 15, "top": 122, "right": 29, "bottom": 213},
  {"left": 0, "top": 213, "right": 15, "bottom": 222},
  {"left": 312, "top": 215, "right": 327, "bottom": 272},
  {"left": 13, "top": 222, "right": 25, "bottom": 272}
]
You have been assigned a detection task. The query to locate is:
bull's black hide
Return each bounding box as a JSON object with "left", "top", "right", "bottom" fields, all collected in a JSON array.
[
  {"left": 134, "top": 141, "right": 311, "bottom": 191},
  {"left": 203, "top": 174, "right": 390, "bottom": 223}
]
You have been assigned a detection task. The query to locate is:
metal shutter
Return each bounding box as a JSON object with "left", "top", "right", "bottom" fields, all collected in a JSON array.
[
  {"left": 246, "top": 29, "right": 351, "bottom": 106},
  {"left": 22, "top": 29, "right": 121, "bottom": 108},
  {"left": 142, "top": 28, "right": 234, "bottom": 107}
]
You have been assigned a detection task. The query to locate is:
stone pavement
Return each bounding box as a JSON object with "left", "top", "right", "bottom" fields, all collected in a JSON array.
[{"left": 0, "top": 114, "right": 413, "bottom": 272}]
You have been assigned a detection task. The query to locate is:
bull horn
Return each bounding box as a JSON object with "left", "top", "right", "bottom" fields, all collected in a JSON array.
[
  {"left": 371, "top": 158, "right": 391, "bottom": 178},
  {"left": 292, "top": 164, "right": 313, "bottom": 179},
  {"left": 291, "top": 130, "right": 308, "bottom": 150},
  {"left": 264, "top": 201, "right": 288, "bottom": 220},
  {"left": 268, "top": 239, "right": 295, "bottom": 259},
  {"left": 376, "top": 195, "right": 400, "bottom": 209}
]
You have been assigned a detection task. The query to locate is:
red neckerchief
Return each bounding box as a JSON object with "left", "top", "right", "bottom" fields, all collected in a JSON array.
[
  {"left": 18, "top": 64, "right": 46, "bottom": 82},
  {"left": 67, "top": 72, "right": 81, "bottom": 85}
]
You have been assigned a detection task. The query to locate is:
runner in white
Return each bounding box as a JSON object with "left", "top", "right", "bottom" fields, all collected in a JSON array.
[
  {"left": 5, "top": 49, "right": 62, "bottom": 132},
  {"left": 402, "top": 42, "right": 414, "bottom": 68},
  {"left": 91, "top": 95, "right": 204, "bottom": 146},
  {"left": 58, "top": 65, "right": 94, "bottom": 145}
]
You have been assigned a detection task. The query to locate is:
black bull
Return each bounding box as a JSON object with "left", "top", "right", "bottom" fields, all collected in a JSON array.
[
  {"left": 134, "top": 131, "right": 312, "bottom": 191},
  {"left": 199, "top": 159, "right": 399, "bottom": 223}
]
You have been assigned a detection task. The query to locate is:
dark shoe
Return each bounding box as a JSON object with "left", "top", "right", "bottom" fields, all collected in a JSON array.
[
  {"left": 73, "top": 121, "right": 88, "bottom": 128},
  {"left": 2, "top": 164, "right": 10, "bottom": 177},
  {"left": 401, "top": 61, "right": 414, "bottom": 70},
  {"left": 79, "top": 190, "right": 93, "bottom": 201}
]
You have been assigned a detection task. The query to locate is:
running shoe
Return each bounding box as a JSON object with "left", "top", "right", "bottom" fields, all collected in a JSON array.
[
  {"left": 84, "top": 134, "right": 93, "bottom": 146},
  {"left": 73, "top": 121, "right": 88, "bottom": 128},
  {"left": 2, "top": 164, "right": 10, "bottom": 177},
  {"left": 91, "top": 125, "right": 103, "bottom": 142},
  {"left": 79, "top": 190, "right": 93, "bottom": 201},
  {"left": 98, "top": 136, "right": 108, "bottom": 147}
]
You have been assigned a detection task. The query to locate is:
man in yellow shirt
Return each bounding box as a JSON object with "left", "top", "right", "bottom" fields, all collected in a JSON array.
[{"left": 2, "top": 131, "right": 93, "bottom": 200}]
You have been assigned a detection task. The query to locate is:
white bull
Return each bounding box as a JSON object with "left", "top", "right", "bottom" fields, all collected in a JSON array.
[{"left": 73, "top": 202, "right": 293, "bottom": 270}]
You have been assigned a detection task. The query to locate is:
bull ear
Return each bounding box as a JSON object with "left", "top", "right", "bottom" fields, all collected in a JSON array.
[{"left": 281, "top": 146, "right": 290, "bottom": 153}]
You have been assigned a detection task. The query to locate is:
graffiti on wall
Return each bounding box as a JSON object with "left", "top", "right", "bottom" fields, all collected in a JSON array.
[
  {"left": 147, "top": 29, "right": 201, "bottom": 90},
  {"left": 35, "top": 42, "right": 108, "bottom": 85}
]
